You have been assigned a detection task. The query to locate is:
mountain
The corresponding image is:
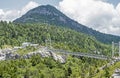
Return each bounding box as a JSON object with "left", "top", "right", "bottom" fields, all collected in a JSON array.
[{"left": 13, "top": 5, "right": 120, "bottom": 44}]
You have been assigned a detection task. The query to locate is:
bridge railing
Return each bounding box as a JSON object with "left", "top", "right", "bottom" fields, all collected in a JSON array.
[{"left": 50, "top": 49, "right": 109, "bottom": 60}]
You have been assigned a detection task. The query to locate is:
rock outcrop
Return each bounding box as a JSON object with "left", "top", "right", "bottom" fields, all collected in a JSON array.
[{"left": 2, "top": 47, "right": 66, "bottom": 63}]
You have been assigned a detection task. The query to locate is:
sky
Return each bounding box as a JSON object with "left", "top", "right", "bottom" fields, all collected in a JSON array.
[
  {"left": 0, "top": 0, "right": 61, "bottom": 10},
  {"left": 0, "top": 0, "right": 120, "bottom": 36}
]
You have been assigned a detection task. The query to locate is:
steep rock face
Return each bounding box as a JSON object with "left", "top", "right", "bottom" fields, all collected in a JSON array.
[{"left": 13, "top": 5, "right": 120, "bottom": 44}]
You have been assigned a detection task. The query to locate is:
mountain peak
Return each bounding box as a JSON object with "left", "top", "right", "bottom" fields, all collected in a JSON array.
[
  {"left": 27, "top": 5, "right": 57, "bottom": 15},
  {"left": 13, "top": 5, "right": 120, "bottom": 44},
  {"left": 14, "top": 5, "right": 67, "bottom": 23},
  {"left": 38, "top": 4, "right": 54, "bottom": 8},
  {"left": 29, "top": 4, "right": 57, "bottom": 12}
]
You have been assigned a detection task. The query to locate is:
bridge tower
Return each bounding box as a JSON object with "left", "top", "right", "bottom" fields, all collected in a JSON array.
[
  {"left": 45, "top": 22, "right": 52, "bottom": 49},
  {"left": 45, "top": 38, "right": 51, "bottom": 48},
  {"left": 112, "top": 42, "right": 114, "bottom": 57},
  {"left": 112, "top": 41, "right": 120, "bottom": 57},
  {"left": 119, "top": 42, "right": 120, "bottom": 56}
]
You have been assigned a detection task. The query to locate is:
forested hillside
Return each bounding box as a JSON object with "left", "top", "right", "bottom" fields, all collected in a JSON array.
[
  {"left": 0, "top": 21, "right": 111, "bottom": 55},
  {"left": 0, "top": 54, "right": 108, "bottom": 78},
  {"left": 14, "top": 5, "right": 120, "bottom": 44},
  {"left": 0, "top": 21, "right": 118, "bottom": 78}
]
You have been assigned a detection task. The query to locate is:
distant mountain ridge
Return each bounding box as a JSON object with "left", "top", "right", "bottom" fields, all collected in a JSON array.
[{"left": 13, "top": 5, "right": 120, "bottom": 44}]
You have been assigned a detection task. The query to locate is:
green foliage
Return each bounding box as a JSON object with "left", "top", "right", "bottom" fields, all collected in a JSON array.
[
  {"left": 93, "top": 62, "right": 120, "bottom": 78},
  {"left": 0, "top": 55, "right": 108, "bottom": 78},
  {"left": 0, "top": 21, "right": 111, "bottom": 56},
  {"left": 0, "top": 21, "right": 115, "bottom": 78}
]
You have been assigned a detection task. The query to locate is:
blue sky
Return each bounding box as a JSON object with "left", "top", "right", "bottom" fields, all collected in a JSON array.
[
  {"left": 0, "top": 0, "right": 61, "bottom": 10},
  {"left": 107, "top": 0, "right": 120, "bottom": 6}
]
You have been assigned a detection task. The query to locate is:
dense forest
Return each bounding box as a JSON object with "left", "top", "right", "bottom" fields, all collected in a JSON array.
[
  {"left": 0, "top": 21, "right": 118, "bottom": 78},
  {"left": 0, "top": 54, "right": 109, "bottom": 78},
  {"left": 0, "top": 21, "right": 111, "bottom": 55}
]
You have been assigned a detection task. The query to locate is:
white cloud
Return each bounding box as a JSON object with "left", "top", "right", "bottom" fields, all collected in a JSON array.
[
  {"left": 59, "top": 0, "right": 120, "bottom": 36},
  {"left": 0, "top": 1, "right": 39, "bottom": 21},
  {"left": 20, "top": 1, "right": 39, "bottom": 15}
]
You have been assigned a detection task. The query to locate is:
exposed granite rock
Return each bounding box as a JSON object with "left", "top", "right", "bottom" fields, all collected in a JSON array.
[
  {"left": 50, "top": 51, "right": 66, "bottom": 63},
  {"left": 3, "top": 47, "right": 66, "bottom": 63}
]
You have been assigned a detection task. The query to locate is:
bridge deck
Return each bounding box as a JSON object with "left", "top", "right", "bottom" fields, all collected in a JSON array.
[{"left": 51, "top": 49, "right": 109, "bottom": 60}]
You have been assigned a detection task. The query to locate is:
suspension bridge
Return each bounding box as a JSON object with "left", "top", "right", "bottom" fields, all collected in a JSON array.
[
  {"left": 47, "top": 41, "right": 120, "bottom": 60},
  {"left": 51, "top": 49, "right": 109, "bottom": 60},
  {"left": 44, "top": 25, "right": 120, "bottom": 60}
]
